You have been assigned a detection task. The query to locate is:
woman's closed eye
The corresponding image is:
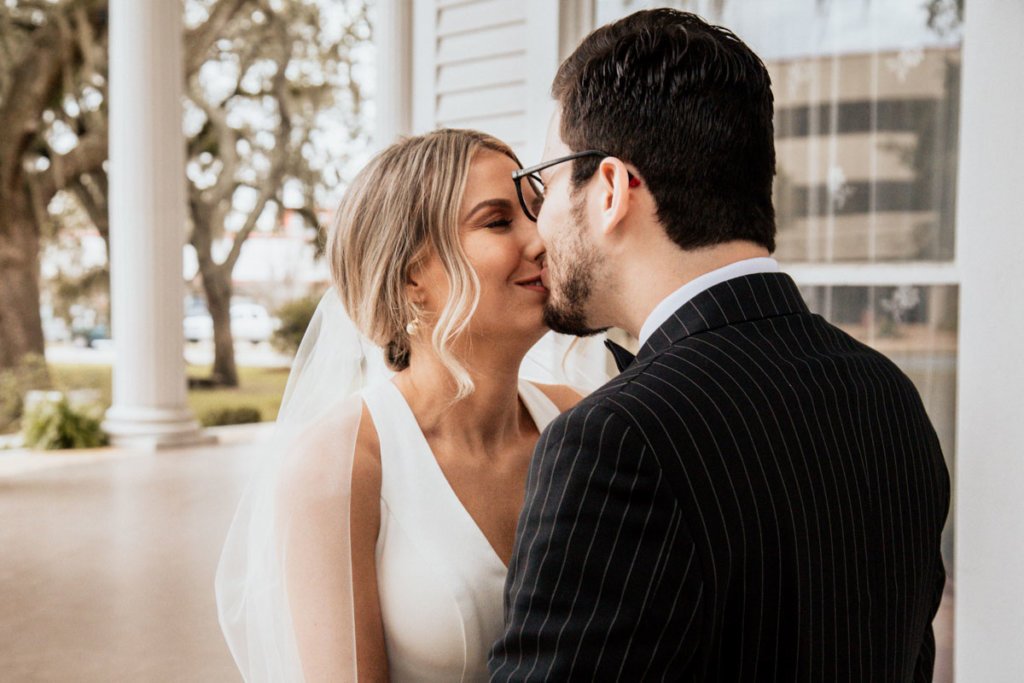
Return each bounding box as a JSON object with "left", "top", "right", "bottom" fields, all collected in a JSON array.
[{"left": 484, "top": 216, "right": 513, "bottom": 230}]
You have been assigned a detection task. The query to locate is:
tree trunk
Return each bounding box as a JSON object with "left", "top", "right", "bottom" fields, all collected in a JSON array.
[
  {"left": 200, "top": 261, "right": 238, "bottom": 388},
  {"left": 0, "top": 192, "right": 46, "bottom": 371}
]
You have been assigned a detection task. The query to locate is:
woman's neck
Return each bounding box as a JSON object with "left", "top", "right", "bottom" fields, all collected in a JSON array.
[{"left": 391, "top": 342, "right": 532, "bottom": 453}]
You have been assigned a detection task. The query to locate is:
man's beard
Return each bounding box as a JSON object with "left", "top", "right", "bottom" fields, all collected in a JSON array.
[{"left": 542, "top": 196, "right": 608, "bottom": 337}]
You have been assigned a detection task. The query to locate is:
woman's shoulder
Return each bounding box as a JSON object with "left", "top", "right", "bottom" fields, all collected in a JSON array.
[
  {"left": 276, "top": 397, "right": 382, "bottom": 510},
  {"left": 527, "top": 382, "right": 585, "bottom": 413}
]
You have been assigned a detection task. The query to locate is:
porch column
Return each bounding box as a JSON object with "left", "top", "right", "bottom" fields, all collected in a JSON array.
[
  {"left": 103, "top": 0, "right": 208, "bottom": 449},
  {"left": 374, "top": 0, "right": 413, "bottom": 149}
]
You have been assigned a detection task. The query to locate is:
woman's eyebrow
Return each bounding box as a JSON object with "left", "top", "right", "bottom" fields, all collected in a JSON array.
[{"left": 463, "top": 197, "right": 514, "bottom": 222}]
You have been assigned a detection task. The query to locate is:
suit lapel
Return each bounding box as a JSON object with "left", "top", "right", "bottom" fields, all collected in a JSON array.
[{"left": 636, "top": 272, "right": 810, "bottom": 364}]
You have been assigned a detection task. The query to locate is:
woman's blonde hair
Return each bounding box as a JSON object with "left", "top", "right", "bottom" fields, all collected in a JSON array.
[{"left": 327, "top": 128, "right": 521, "bottom": 399}]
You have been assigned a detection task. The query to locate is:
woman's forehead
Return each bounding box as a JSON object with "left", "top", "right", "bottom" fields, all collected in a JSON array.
[{"left": 462, "top": 150, "right": 519, "bottom": 204}]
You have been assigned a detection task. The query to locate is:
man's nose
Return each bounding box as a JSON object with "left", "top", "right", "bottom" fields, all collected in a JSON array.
[{"left": 523, "top": 223, "right": 546, "bottom": 263}]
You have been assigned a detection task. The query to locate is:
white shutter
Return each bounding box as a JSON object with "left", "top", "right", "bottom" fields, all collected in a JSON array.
[{"left": 412, "top": 0, "right": 559, "bottom": 162}]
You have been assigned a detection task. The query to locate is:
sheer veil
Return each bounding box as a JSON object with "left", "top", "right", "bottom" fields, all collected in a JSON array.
[{"left": 214, "top": 288, "right": 609, "bottom": 681}]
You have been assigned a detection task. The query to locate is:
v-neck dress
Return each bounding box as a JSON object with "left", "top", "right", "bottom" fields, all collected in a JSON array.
[{"left": 360, "top": 379, "right": 561, "bottom": 683}]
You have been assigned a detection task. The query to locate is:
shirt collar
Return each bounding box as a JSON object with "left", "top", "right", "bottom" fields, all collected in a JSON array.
[{"left": 637, "top": 257, "right": 780, "bottom": 346}]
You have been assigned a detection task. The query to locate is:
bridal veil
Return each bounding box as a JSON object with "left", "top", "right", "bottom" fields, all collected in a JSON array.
[{"left": 214, "top": 288, "right": 608, "bottom": 681}]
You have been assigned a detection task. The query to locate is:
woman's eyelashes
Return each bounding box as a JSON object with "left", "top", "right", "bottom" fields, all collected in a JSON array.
[{"left": 483, "top": 215, "right": 513, "bottom": 230}]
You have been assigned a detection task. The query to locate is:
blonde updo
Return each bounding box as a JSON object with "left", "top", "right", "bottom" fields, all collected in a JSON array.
[{"left": 326, "top": 128, "right": 521, "bottom": 399}]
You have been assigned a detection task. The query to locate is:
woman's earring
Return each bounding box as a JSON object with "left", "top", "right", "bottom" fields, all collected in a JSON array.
[{"left": 406, "top": 301, "right": 423, "bottom": 336}]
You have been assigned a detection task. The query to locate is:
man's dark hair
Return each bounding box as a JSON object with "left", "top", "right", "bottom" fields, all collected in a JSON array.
[{"left": 553, "top": 9, "right": 776, "bottom": 252}]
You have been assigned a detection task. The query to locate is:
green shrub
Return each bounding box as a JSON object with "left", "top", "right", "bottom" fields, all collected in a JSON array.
[
  {"left": 21, "top": 395, "right": 108, "bottom": 450},
  {"left": 272, "top": 295, "right": 320, "bottom": 355},
  {"left": 200, "top": 405, "right": 262, "bottom": 427},
  {"left": 0, "top": 353, "right": 52, "bottom": 432}
]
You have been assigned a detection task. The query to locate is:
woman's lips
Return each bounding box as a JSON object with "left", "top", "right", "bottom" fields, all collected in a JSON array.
[
  {"left": 518, "top": 283, "right": 548, "bottom": 293},
  {"left": 515, "top": 271, "right": 548, "bottom": 293}
]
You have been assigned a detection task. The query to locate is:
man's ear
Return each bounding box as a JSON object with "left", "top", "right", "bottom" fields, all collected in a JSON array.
[{"left": 595, "top": 157, "right": 632, "bottom": 236}]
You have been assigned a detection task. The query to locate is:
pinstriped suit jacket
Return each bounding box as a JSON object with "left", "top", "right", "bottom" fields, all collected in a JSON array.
[{"left": 489, "top": 273, "right": 950, "bottom": 682}]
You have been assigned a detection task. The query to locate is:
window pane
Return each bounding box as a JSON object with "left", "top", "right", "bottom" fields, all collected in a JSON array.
[{"left": 594, "top": 0, "right": 962, "bottom": 263}]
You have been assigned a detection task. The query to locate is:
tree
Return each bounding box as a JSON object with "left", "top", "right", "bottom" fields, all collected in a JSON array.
[
  {"left": 0, "top": 0, "right": 371, "bottom": 386},
  {"left": 0, "top": 0, "right": 107, "bottom": 371},
  {"left": 0, "top": 0, "right": 247, "bottom": 372},
  {"left": 185, "top": 0, "right": 370, "bottom": 386}
]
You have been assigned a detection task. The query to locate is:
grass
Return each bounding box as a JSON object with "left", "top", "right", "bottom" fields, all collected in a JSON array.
[
  {"left": 47, "top": 363, "right": 289, "bottom": 425},
  {"left": 185, "top": 365, "right": 289, "bottom": 423}
]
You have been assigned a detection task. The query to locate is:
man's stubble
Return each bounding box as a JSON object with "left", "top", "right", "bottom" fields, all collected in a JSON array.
[{"left": 542, "top": 193, "right": 609, "bottom": 338}]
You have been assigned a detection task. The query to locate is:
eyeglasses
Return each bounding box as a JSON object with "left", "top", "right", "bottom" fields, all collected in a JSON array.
[{"left": 512, "top": 150, "right": 640, "bottom": 222}]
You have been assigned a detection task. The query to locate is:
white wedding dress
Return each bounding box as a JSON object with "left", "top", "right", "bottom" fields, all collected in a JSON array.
[
  {"left": 216, "top": 289, "right": 604, "bottom": 682},
  {"left": 363, "top": 379, "right": 561, "bottom": 682}
]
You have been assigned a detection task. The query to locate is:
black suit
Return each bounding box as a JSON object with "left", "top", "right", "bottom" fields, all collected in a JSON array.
[{"left": 490, "top": 272, "right": 949, "bottom": 682}]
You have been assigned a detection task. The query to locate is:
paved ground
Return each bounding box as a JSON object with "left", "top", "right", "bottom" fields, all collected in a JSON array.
[
  {"left": 0, "top": 427, "right": 269, "bottom": 682},
  {"left": 0, "top": 425, "right": 954, "bottom": 682},
  {"left": 46, "top": 340, "right": 293, "bottom": 369}
]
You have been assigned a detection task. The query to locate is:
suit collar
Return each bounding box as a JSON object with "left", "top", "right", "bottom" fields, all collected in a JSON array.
[
  {"left": 638, "top": 257, "right": 780, "bottom": 346},
  {"left": 635, "top": 272, "right": 810, "bottom": 364}
]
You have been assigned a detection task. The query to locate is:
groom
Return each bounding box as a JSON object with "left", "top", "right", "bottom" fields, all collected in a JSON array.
[{"left": 491, "top": 9, "right": 949, "bottom": 682}]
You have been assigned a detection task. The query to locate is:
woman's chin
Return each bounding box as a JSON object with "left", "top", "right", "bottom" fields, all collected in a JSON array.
[{"left": 479, "top": 320, "right": 548, "bottom": 349}]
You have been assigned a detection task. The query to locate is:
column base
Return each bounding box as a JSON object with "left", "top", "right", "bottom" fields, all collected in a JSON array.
[{"left": 103, "top": 405, "right": 217, "bottom": 451}]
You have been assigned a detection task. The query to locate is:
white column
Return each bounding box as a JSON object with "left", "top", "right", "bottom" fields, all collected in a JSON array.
[
  {"left": 954, "top": 1, "right": 1024, "bottom": 681},
  {"left": 410, "top": 0, "right": 437, "bottom": 134},
  {"left": 523, "top": 0, "right": 561, "bottom": 164},
  {"left": 103, "top": 0, "right": 208, "bottom": 450},
  {"left": 374, "top": 0, "right": 413, "bottom": 149}
]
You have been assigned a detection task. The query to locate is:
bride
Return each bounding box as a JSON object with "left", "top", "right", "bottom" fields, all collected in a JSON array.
[{"left": 216, "top": 128, "right": 600, "bottom": 681}]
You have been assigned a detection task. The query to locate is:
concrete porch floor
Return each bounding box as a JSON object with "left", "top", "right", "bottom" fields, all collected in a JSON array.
[
  {"left": 0, "top": 425, "right": 954, "bottom": 682},
  {"left": 0, "top": 426, "right": 270, "bottom": 682}
]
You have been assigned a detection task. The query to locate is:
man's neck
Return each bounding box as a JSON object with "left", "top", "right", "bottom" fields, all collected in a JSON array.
[{"left": 612, "top": 240, "right": 772, "bottom": 339}]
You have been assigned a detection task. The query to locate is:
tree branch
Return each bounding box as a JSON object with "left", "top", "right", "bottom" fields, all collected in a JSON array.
[
  {"left": 188, "top": 74, "right": 242, "bottom": 208},
  {"left": 184, "top": 0, "right": 250, "bottom": 78},
  {"left": 188, "top": 182, "right": 215, "bottom": 261},
  {"left": 0, "top": 21, "right": 62, "bottom": 191},
  {"left": 222, "top": 188, "right": 275, "bottom": 272},
  {"left": 33, "top": 127, "right": 108, "bottom": 203},
  {"left": 70, "top": 171, "right": 109, "bottom": 241}
]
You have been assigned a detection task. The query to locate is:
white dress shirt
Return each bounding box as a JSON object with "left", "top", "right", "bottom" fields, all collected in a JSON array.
[{"left": 637, "top": 257, "right": 780, "bottom": 346}]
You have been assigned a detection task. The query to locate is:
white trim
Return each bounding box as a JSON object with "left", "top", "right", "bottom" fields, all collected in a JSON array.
[
  {"left": 522, "top": 0, "right": 561, "bottom": 164},
  {"left": 558, "top": 0, "right": 594, "bottom": 61},
  {"left": 412, "top": 0, "right": 438, "bottom": 134},
  {"left": 782, "top": 262, "right": 960, "bottom": 286},
  {"left": 953, "top": 2, "right": 1024, "bottom": 681},
  {"left": 374, "top": 0, "right": 414, "bottom": 149}
]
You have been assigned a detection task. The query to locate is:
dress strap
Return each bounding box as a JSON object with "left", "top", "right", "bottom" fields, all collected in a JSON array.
[{"left": 516, "top": 380, "right": 563, "bottom": 432}]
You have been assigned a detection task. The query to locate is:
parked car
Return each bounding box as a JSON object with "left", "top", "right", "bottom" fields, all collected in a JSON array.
[
  {"left": 184, "top": 302, "right": 279, "bottom": 344},
  {"left": 71, "top": 323, "right": 110, "bottom": 348}
]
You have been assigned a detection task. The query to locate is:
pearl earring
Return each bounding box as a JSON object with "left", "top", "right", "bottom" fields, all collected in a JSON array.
[{"left": 405, "top": 318, "right": 419, "bottom": 336}]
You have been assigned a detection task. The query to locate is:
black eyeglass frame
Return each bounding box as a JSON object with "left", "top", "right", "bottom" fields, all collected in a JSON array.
[{"left": 511, "top": 150, "right": 635, "bottom": 222}]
